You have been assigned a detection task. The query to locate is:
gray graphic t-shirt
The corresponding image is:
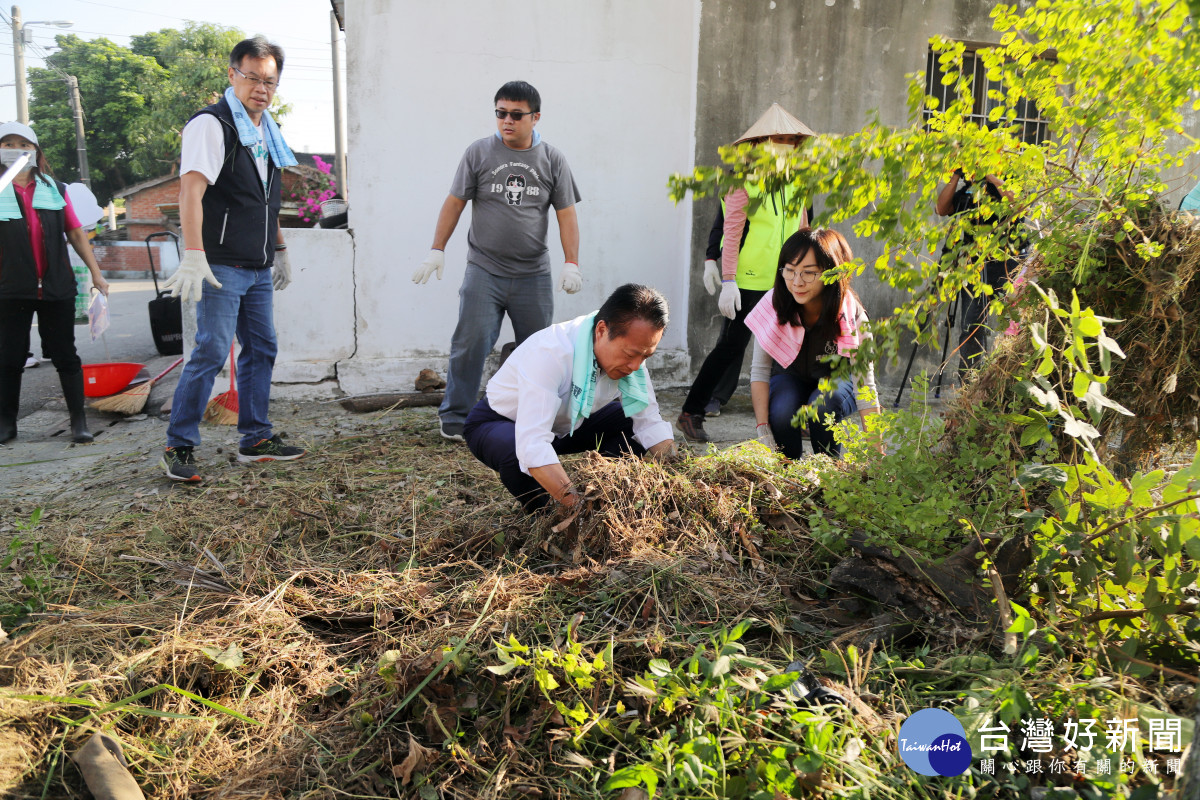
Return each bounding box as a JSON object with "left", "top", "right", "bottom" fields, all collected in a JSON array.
[{"left": 449, "top": 135, "right": 581, "bottom": 278}]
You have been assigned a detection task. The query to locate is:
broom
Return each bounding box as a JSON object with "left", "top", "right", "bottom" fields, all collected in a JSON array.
[
  {"left": 204, "top": 343, "right": 239, "bottom": 425},
  {"left": 91, "top": 357, "right": 183, "bottom": 415}
]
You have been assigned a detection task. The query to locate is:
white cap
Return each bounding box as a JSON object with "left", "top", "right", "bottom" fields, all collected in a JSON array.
[{"left": 0, "top": 121, "right": 37, "bottom": 146}]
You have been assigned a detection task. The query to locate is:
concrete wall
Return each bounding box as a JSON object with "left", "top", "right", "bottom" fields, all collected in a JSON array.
[
  {"left": 339, "top": 0, "right": 701, "bottom": 396},
  {"left": 273, "top": 0, "right": 1200, "bottom": 401},
  {"left": 273, "top": 228, "right": 357, "bottom": 397},
  {"left": 687, "top": 0, "right": 1004, "bottom": 387}
]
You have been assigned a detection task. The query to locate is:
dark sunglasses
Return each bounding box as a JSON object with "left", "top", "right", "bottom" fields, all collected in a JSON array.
[{"left": 494, "top": 109, "right": 534, "bottom": 121}]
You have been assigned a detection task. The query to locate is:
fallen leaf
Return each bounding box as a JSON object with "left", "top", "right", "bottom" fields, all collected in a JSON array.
[
  {"left": 392, "top": 733, "right": 437, "bottom": 786},
  {"left": 200, "top": 642, "right": 244, "bottom": 671}
]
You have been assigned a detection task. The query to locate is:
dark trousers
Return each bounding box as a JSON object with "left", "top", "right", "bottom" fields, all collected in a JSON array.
[
  {"left": 681, "top": 288, "right": 767, "bottom": 415},
  {"left": 767, "top": 373, "right": 857, "bottom": 459},
  {"left": 958, "top": 258, "right": 1018, "bottom": 375},
  {"left": 0, "top": 297, "right": 82, "bottom": 384},
  {"left": 464, "top": 397, "right": 645, "bottom": 513}
]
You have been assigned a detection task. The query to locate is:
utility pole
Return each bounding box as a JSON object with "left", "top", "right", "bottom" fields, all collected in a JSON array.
[
  {"left": 12, "top": 5, "right": 26, "bottom": 124},
  {"left": 10, "top": 8, "right": 73, "bottom": 126},
  {"left": 67, "top": 75, "right": 90, "bottom": 187},
  {"left": 330, "top": 9, "right": 347, "bottom": 199}
]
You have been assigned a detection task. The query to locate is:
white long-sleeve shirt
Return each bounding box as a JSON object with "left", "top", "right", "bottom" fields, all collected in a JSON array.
[{"left": 485, "top": 315, "right": 675, "bottom": 475}]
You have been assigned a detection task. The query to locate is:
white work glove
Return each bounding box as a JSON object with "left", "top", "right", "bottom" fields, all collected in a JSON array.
[
  {"left": 412, "top": 249, "right": 445, "bottom": 284},
  {"left": 272, "top": 249, "right": 292, "bottom": 291},
  {"left": 164, "top": 249, "right": 222, "bottom": 303},
  {"left": 702, "top": 260, "right": 721, "bottom": 295},
  {"left": 718, "top": 280, "right": 741, "bottom": 320},
  {"left": 756, "top": 423, "right": 777, "bottom": 450},
  {"left": 558, "top": 261, "right": 583, "bottom": 294}
]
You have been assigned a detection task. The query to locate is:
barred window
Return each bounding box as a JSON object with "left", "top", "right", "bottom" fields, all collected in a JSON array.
[{"left": 923, "top": 43, "right": 1051, "bottom": 145}]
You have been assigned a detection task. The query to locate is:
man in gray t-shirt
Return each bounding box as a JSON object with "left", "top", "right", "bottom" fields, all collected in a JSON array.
[{"left": 413, "top": 80, "right": 582, "bottom": 442}]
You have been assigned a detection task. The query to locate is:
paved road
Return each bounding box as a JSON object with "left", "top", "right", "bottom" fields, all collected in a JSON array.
[{"left": 16, "top": 281, "right": 176, "bottom": 419}]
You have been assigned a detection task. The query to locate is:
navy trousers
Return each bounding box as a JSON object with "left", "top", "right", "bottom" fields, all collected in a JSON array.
[{"left": 464, "top": 397, "right": 645, "bottom": 513}]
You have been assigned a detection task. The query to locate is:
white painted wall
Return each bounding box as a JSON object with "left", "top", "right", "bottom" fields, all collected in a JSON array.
[
  {"left": 330, "top": 0, "right": 701, "bottom": 396},
  {"left": 273, "top": 228, "right": 356, "bottom": 397}
]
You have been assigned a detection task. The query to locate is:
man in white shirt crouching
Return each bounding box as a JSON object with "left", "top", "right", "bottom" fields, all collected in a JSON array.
[{"left": 464, "top": 283, "right": 678, "bottom": 513}]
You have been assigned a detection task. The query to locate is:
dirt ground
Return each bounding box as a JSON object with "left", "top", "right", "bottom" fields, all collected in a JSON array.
[{"left": 0, "top": 382, "right": 817, "bottom": 509}]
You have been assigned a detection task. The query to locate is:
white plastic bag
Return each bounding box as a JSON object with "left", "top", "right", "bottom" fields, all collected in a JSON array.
[{"left": 88, "top": 291, "right": 110, "bottom": 342}]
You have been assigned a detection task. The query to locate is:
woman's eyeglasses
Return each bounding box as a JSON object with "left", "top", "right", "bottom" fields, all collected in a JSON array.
[
  {"left": 495, "top": 109, "right": 534, "bottom": 121},
  {"left": 781, "top": 265, "right": 822, "bottom": 285}
]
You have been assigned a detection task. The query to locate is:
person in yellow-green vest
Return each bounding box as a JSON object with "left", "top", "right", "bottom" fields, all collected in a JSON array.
[{"left": 677, "top": 104, "right": 813, "bottom": 443}]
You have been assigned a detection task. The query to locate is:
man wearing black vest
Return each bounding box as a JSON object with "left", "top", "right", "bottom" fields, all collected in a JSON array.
[{"left": 161, "top": 36, "right": 305, "bottom": 483}]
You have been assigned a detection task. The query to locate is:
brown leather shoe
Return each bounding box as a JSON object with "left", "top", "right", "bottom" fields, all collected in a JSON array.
[{"left": 676, "top": 412, "right": 709, "bottom": 442}]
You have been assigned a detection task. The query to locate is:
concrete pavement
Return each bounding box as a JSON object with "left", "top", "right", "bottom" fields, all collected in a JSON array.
[{"left": 16, "top": 281, "right": 183, "bottom": 421}]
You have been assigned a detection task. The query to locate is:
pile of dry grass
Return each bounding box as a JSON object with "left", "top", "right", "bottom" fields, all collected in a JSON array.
[
  {"left": 0, "top": 427, "right": 855, "bottom": 799},
  {"left": 951, "top": 207, "right": 1200, "bottom": 466}
]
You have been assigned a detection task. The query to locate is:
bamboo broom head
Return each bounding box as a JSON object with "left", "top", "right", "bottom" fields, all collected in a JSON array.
[
  {"left": 89, "top": 380, "right": 153, "bottom": 415},
  {"left": 203, "top": 393, "right": 238, "bottom": 425}
]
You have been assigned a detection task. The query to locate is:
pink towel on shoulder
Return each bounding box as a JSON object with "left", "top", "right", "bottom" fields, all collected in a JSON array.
[{"left": 745, "top": 289, "right": 865, "bottom": 368}]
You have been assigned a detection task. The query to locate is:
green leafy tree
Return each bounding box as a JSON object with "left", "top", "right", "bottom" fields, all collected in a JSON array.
[
  {"left": 28, "top": 34, "right": 165, "bottom": 202},
  {"left": 28, "top": 24, "right": 292, "bottom": 203},
  {"left": 129, "top": 23, "right": 246, "bottom": 177}
]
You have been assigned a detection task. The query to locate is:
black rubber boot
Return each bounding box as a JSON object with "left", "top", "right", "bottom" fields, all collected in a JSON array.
[
  {"left": 60, "top": 370, "right": 93, "bottom": 444},
  {"left": 0, "top": 369, "right": 19, "bottom": 444}
]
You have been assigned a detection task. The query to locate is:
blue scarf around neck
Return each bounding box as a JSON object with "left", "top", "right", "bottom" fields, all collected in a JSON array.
[{"left": 224, "top": 86, "right": 298, "bottom": 168}]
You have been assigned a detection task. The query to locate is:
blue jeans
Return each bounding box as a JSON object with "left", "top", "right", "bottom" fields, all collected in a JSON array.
[
  {"left": 167, "top": 264, "right": 277, "bottom": 449},
  {"left": 439, "top": 263, "right": 553, "bottom": 426},
  {"left": 767, "top": 373, "right": 857, "bottom": 459}
]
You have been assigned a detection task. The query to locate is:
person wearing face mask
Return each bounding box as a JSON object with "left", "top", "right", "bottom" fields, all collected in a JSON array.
[
  {"left": 677, "top": 104, "right": 814, "bottom": 443},
  {"left": 0, "top": 121, "right": 109, "bottom": 445},
  {"left": 744, "top": 228, "right": 880, "bottom": 460}
]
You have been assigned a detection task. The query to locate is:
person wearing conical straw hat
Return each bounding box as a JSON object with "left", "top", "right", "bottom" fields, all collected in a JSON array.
[{"left": 676, "top": 103, "right": 814, "bottom": 443}]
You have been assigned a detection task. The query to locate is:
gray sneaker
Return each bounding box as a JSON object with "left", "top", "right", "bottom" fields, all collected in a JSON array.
[
  {"left": 704, "top": 397, "right": 722, "bottom": 417},
  {"left": 161, "top": 446, "right": 202, "bottom": 483},
  {"left": 439, "top": 421, "right": 465, "bottom": 442},
  {"left": 237, "top": 434, "right": 306, "bottom": 463}
]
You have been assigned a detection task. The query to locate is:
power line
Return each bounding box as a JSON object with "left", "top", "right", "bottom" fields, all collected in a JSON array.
[{"left": 65, "top": 0, "right": 335, "bottom": 47}]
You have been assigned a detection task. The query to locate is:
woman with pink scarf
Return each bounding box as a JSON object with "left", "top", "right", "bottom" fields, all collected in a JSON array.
[{"left": 744, "top": 228, "right": 879, "bottom": 458}]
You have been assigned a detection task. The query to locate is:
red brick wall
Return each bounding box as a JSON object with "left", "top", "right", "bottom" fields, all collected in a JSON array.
[
  {"left": 125, "top": 178, "right": 180, "bottom": 224},
  {"left": 92, "top": 242, "right": 177, "bottom": 275}
]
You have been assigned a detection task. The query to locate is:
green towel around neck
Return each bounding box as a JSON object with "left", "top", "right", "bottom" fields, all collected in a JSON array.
[
  {"left": 568, "top": 312, "right": 651, "bottom": 433},
  {"left": 0, "top": 175, "right": 65, "bottom": 221}
]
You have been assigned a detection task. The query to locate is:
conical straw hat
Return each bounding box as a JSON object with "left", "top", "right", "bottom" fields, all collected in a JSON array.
[{"left": 733, "top": 103, "right": 815, "bottom": 145}]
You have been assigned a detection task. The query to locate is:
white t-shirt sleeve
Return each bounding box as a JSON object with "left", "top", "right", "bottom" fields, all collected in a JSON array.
[{"left": 179, "top": 115, "right": 226, "bottom": 185}]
